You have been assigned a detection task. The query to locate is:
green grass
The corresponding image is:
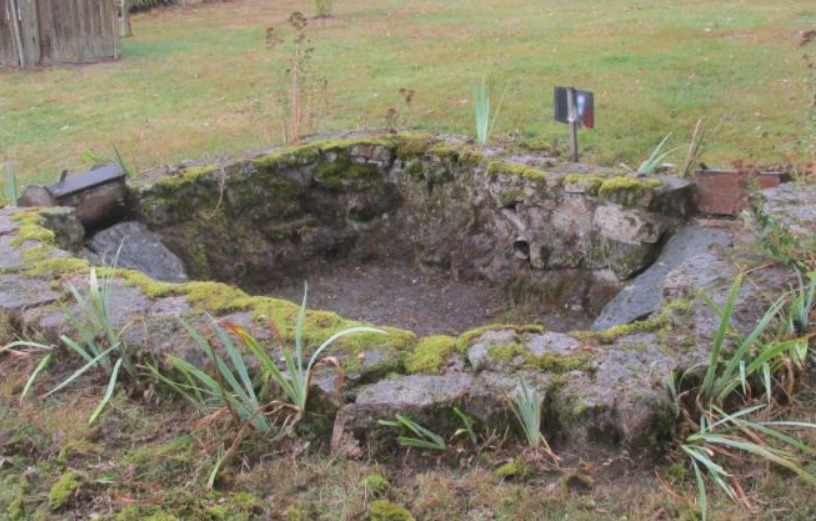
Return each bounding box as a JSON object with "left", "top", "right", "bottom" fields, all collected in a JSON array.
[{"left": 0, "top": 0, "right": 814, "bottom": 184}]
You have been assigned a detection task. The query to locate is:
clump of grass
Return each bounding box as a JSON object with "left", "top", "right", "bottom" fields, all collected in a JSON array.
[
  {"left": 471, "top": 78, "right": 510, "bottom": 145},
  {"left": 156, "top": 285, "right": 384, "bottom": 427},
  {"left": 16, "top": 244, "right": 138, "bottom": 424},
  {"left": 151, "top": 285, "right": 384, "bottom": 485},
  {"left": 266, "top": 13, "right": 328, "bottom": 145},
  {"left": 670, "top": 274, "right": 816, "bottom": 520},
  {"left": 509, "top": 376, "right": 559, "bottom": 462},
  {"left": 379, "top": 414, "right": 447, "bottom": 451}
]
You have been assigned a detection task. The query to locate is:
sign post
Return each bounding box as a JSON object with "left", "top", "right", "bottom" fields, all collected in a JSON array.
[{"left": 554, "top": 86, "right": 594, "bottom": 163}]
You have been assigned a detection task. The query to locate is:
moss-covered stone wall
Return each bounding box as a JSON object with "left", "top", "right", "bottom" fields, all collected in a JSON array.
[{"left": 128, "top": 132, "right": 695, "bottom": 314}]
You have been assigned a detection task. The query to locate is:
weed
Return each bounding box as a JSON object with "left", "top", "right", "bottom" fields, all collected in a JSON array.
[
  {"left": 637, "top": 133, "right": 675, "bottom": 174},
  {"left": 83, "top": 145, "right": 133, "bottom": 177},
  {"left": 266, "top": 13, "right": 328, "bottom": 145},
  {"left": 453, "top": 406, "right": 478, "bottom": 446},
  {"left": 509, "top": 376, "right": 559, "bottom": 462},
  {"left": 156, "top": 286, "right": 383, "bottom": 427},
  {"left": 682, "top": 119, "right": 708, "bottom": 178},
  {"left": 378, "top": 414, "right": 447, "bottom": 451},
  {"left": 682, "top": 405, "right": 816, "bottom": 521},
  {"left": 471, "top": 78, "right": 510, "bottom": 145},
  {"left": 18, "top": 245, "right": 137, "bottom": 423},
  {"left": 671, "top": 275, "right": 816, "bottom": 520},
  {"left": 384, "top": 88, "right": 416, "bottom": 129},
  {"left": 150, "top": 285, "right": 384, "bottom": 484}
]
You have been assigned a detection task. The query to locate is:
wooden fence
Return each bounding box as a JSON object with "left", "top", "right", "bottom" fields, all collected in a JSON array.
[{"left": 1, "top": 0, "right": 119, "bottom": 67}]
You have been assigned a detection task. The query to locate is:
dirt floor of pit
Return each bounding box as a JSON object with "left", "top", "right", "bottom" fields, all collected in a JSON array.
[{"left": 256, "top": 259, "right": 594, "bottom": 336}]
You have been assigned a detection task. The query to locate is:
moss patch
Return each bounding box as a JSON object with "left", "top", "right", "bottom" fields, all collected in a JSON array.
[
  {"left": 395, "top": 133, "right": 436, "bottom": 160},
  {"left": 21, "top": 255, "right": 90, "bottom": 278},
  {"left": 369, "top": 500, "right": 415, "bottom": 521},
  {"left": 313, "top": 158, "right": 382, "bottom": 190},
  {"left": 563, "top": 174, "right": 606, "bottom": 196},
  {"left": 360, "top": 474, "right": 390, "bottom": 495},
  {"left": 48, "top": 471, "right": 80, "bottom": 510},
  {"left": 11, "top": 223, "right": 56, "bottom": 247},
  {"left": 570, "top": 300, "right": 691, "bottom": 345},
  {"left": 404, "top": 335, "right": 457, "bottom": 374},
  {"left": 486, "top": 161, "right": 548, "bottom": 184},
  {"left": 496, "top": 458, "right": 530, "bottom": 480},
  {"left": 598, "top": 176, "right": 661, "bottom": 205}
]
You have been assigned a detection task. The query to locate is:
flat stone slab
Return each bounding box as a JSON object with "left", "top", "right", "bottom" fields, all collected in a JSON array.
[
  {"left": 592, "top": 225, "right": 733, "bottom": 330},
  {"left": 0, "top": 274, "right": 60, "bottom": 313},
  {"left": 760, "top": 184, "right": 816, "bottom": 237},
  {"left": 0, "top": 214, "right": 18, "bottom": 236},
  {"left": 84, "top": 221, "right": 188, "bottom": 283}
]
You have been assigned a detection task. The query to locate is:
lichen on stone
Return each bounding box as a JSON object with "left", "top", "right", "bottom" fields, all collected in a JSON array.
[
  {"left": 488, "top": 341, "right": 592, "bottom": 373},
  {"left": 455, "top": 324, "right": 544, "bottom": 353}
]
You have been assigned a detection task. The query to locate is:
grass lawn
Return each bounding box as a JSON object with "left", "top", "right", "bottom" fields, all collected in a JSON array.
[{"left": 1, "top": 0, "right": 815, "bottom": 186}]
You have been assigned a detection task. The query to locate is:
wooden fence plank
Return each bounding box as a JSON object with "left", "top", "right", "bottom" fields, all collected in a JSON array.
[
  {"left": 0, "top": 0, "right": 18, "bottom": 66},
  {"left": 36, "top": 0, "right": 52, "bottom": 60},
  {"left": 18, "top": 0, "right": 40, "bottom": 65}
]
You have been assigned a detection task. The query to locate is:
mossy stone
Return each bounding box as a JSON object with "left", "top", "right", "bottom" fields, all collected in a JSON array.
[
  {"left": 486, "top": 161, "right": 548, "bottom": 185},
  {"left": 598, "top": 176, "right": 661, "bottom": 206}
]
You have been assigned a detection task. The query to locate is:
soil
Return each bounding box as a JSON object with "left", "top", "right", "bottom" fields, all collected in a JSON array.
[{"left": 261, "top": 258, "right": 594, "bottom": 336}]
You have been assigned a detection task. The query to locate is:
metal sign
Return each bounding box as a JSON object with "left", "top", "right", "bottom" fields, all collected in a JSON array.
[
  {"left": 554, "top": 87, "right": 594, "bottom": 128},
  {"left": 554, "top": 86, "right": 594, "bottom": 162}
]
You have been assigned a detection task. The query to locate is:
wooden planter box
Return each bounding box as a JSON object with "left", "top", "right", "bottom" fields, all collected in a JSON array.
[{"left": 693, "top": 169, "right": 784, "bottom": 216}]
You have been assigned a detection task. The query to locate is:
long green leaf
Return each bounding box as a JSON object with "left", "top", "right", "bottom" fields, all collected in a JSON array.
[
  {"left": 215, "top": 325, "right": 258, "bottom": 407},
  {"left": 89, "top": 358, "right": 123, "bottom": 424},
  {"left": 703, "top": 435, "right": 816, "bottom": 485},
  {"left": 689, "top": 459, "right": 708, "bottom": 521},
  {"left": 20, "top": 354, "right": 52, "bottom": 402},
  {"left": 700, "top": 276, "right": 743, "bottom": 401}
]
